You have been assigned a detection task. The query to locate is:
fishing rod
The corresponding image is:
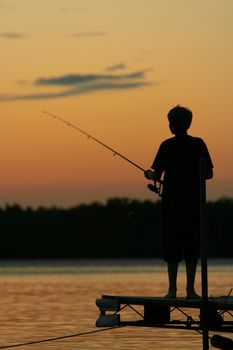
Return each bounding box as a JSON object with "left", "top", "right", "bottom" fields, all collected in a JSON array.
[
  {"left": 43, "top": 110, "right": 145, "bottom": 171},
  {"left": 42, "top": 110, "right": 163, "bottom": 195}
]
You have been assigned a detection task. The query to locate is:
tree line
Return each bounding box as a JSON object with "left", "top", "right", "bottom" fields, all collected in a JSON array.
[{"left": 0, "top": 197, "right": 232, "bottom": 259}]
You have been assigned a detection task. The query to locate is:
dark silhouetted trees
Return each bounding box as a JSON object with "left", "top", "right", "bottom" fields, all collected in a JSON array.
[{"left": 0, "top": 198, "right": 232, "bottom": 259}]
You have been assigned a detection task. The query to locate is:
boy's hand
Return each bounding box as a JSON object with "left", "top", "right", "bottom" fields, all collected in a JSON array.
[{"left": 144, "top": 169, "right": 154, "bottom": 180}]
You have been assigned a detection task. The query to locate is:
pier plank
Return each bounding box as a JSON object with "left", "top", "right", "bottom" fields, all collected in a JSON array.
[{"left": 101, "top": 295, "right": 233, "bottom": 310}]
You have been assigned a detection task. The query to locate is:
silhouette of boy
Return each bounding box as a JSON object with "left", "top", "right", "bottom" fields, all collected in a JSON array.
[{"left": 145, "top": 105, "right": 213, "bottom": 299}]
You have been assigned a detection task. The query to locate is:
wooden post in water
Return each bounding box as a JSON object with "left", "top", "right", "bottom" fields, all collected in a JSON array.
[{"left": 199, "top": 157, "right": 209, "bottom": 350}]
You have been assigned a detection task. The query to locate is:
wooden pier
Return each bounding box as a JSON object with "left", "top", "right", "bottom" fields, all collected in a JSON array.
[{"left": 96, "top": 294, "right": 233, "bottom": 348}]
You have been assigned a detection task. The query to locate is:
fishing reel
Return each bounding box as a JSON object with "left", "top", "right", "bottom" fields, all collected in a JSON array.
[{"left": 147, "top": 181, "right": 163, "bottom": 197}]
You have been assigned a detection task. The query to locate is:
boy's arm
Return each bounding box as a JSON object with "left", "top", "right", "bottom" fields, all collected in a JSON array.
[
  {"left": 205, "top": 167, "right": 213, "bottom": 180},
  {"left": 200, "top": 139, "right": 214, "bottom": 180}
]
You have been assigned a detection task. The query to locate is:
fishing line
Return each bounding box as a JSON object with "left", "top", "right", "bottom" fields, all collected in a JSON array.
[
  {"left": 43, "top": 111, "right": 145, "bottom": 172},
  {"left": 0, "top": 326, "right": 124, "bottom": 349}
]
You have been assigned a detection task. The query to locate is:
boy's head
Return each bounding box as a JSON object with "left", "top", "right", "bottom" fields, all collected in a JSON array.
[{"left": 167, "top": 105, "right": 192, "bottom": 134}]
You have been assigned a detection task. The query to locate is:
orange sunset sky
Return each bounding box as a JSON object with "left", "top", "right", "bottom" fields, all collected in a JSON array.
[{"left": 1, "top": 0, "right": 233, "bottom": 207}]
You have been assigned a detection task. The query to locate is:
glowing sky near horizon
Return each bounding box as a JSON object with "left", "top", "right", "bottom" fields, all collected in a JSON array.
[{"left": 1, "top": 0, "right": 233, "bottom": 207}]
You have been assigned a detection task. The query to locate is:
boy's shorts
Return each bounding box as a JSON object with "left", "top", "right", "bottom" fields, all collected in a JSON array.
[
  {"left": 161, "top": 194, "right": 200, "bottom": 263},
  {"left": 162, "top": 229, "right": 200, "bottom": 263}
]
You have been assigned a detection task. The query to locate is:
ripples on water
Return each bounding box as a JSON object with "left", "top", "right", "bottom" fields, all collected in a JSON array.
[{"left": 0, "top": 259, "right": 232, "bottom": 350}]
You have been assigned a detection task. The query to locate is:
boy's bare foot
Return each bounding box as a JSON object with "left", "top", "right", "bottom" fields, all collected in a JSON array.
[{"left": 164, "top": 290, "right": 177, "bottom": 298}]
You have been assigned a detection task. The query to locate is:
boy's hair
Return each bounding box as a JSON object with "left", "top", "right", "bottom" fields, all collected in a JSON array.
[{"left": 167, "top": 105, "right": 192, "bottom": 132}]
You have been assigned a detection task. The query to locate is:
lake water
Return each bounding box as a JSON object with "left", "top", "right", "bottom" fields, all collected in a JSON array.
[{"left": 0, "top": 259, "right": 232, "bottom": 350}]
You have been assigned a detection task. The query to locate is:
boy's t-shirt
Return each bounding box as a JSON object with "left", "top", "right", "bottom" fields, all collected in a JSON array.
[{"left": 151, "top": 135, "right": 213, "bottom": 201}]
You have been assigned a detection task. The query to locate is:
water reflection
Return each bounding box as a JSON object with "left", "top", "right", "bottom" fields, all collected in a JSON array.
[{"left": 0, "top": 260, "right": 232, "bottom": 350}]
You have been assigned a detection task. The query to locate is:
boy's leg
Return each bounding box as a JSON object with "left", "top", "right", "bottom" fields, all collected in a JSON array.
[
  {"left": 185, "top": 261, "right": 200, "bottom": 299},
  {"left": 165, "top": 262, "right": 178, "bottom": 298}
]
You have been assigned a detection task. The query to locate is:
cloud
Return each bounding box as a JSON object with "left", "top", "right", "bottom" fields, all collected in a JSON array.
[
  {"left": 0, "top": 3, "right": 15, "bottom": 11},
  {"left": 0, "top": 3, "right": 7, "bottom": 9},
  {"left": 105, "top": 63, "right": 127, "bottom": 71},
  {"left": 58, "top": 7, "right": 88, "bottom": 13},
  {"left": 0, "top": 32, "right": 27, "bottom": 39},
  {"left": 69, "top": 31, "right": 108, "bottom": 38},
  {"left": 0, "top": 69, "right": 152, "bottom": 102},
  {"left": 35, "top": 71, "right": 148, "bottom": 86}
]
